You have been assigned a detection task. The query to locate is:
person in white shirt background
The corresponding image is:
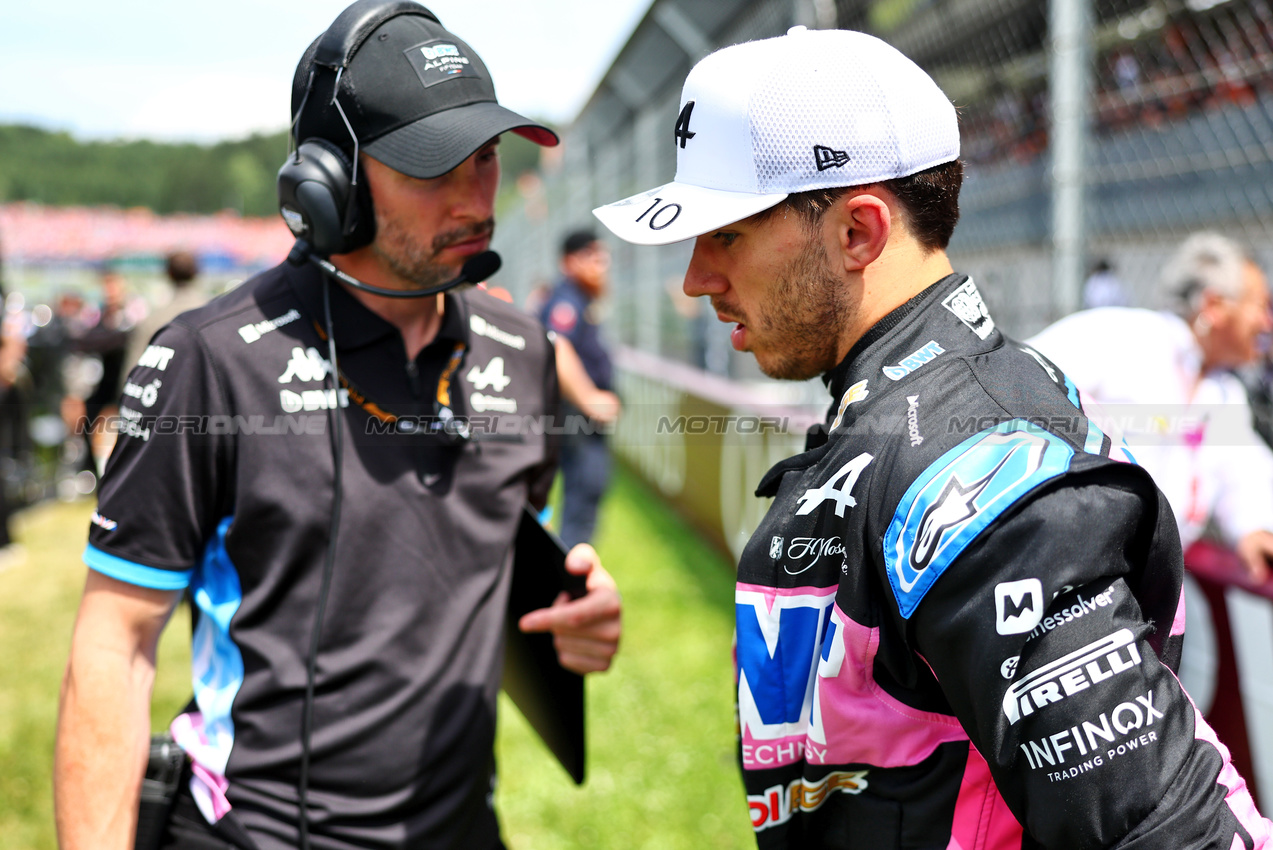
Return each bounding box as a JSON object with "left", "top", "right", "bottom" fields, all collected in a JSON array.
[{"left": 1030, "top": 231, "right": 1273, "bottom": 584}]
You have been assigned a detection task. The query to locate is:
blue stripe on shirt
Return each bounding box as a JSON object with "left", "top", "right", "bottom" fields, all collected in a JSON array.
[{"left": 83, "top": 544, "right": 193, "bottom": 590}]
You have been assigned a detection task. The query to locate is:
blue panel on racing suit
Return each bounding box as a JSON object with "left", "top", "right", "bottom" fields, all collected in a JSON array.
[{"left": 883, "top": 419, "right": 1075, "bottom": 618}]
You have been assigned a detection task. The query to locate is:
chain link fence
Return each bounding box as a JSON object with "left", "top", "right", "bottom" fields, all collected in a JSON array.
[{"left": 493, "top": 0, "right": 1273, "bottom": 364}]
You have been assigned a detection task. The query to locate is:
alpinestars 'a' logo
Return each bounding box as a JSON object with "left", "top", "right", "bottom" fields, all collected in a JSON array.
[
  {"left": 814, "top": 145, "right": 850, "bottom": 171},
  {"left": 910, "top": 454, "right": 1012, "bottom": 569}
]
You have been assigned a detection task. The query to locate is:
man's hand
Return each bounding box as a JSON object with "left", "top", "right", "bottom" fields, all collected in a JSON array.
[
  {"left": 1235, "top": 530, "right": 1273, "bottom": 584},
  {"left": 578, "top": 389, "right": 621, "bottom": 426},
  {"left": 518, "top": 544, "right": 621, "bottom": 674}
]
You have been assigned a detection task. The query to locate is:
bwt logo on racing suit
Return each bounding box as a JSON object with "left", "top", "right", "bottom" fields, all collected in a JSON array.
[
  {"left": 748, "top": 770, "right": 870, "bottom": 832},
  {"left": 1002, "top": 629, "right": 1143, "bottom": 724}
]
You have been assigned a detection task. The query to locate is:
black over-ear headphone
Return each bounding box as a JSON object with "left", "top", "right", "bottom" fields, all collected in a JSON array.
[{"left": 277, "top": 0, "right": 440, "bottom": 258}]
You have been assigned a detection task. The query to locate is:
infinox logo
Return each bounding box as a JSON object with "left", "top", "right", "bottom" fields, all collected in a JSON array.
[{"left": 1002, "top": 629, "right": 1142, "bottom": 724}]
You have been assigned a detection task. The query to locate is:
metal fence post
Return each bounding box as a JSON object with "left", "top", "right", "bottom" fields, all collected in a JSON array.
[{"left": 1049, "top": 0, "right": 1093, "bottom": 319}]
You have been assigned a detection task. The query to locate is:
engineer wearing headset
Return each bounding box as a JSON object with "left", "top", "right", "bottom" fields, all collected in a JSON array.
[{"left": 53, "top": 3, "right": 621, "bottom": 849}]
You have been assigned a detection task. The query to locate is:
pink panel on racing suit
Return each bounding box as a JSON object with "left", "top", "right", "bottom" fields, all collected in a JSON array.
[
  {"left": 1184, "top": 697, "right": 1272, "bottom": 847},
  {"left": 947, "top": 742, "right": 1023, "bottom": 850},
  {"left": 810, "top": 604, "right": 969, "bottom": 768},
  {"left": 1172, "top": 588, "right": 1187, "bottom": 638}
]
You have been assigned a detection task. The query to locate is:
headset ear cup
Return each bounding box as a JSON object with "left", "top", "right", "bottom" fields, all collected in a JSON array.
[
  {"left": 344, "top": 167, "right": 377, "bottom": 253},
  {"left": 277, "top": 139, "right": 360, "bottom": 256}
]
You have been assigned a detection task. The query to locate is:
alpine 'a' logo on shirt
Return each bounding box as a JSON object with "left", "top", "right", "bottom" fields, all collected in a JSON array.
[
  {"left": 466, "top": 357, "right": 511, "bottom": 392},
  {"left": 796, "top": 453, "right": 873, "bottom": 518}
]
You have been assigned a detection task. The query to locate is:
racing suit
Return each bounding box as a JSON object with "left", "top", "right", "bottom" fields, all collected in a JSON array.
[{"left": 736, "top": 274, "right": 1271, "bottom": 848}]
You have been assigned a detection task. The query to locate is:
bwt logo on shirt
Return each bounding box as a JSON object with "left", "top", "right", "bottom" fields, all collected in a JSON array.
[
  {"left": 1002, "top": 629, "right": 1143, "bottom": 724},
  {"left": 883, "top": 340, "right": 944, "bottom": 381}
]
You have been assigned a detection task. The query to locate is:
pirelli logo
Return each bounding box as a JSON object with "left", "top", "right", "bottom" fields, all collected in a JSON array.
[{"left": 1003, "top": 629, "right": 1142, "bottom": 725}]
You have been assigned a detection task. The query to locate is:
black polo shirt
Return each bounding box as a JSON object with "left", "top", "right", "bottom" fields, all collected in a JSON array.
[{"left": 85, "top": 260, "right": 558, "bottom": 849}]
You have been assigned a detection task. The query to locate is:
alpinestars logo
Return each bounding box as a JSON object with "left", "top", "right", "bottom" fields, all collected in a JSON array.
[
  {"left": 910, "top": 454, "right": 1010, "bottom": 571},
  {"left": 813, "top": 145, "right": 850, "bottom": 171},
  {"left": 796, "top": 453, "right": 873, "bottom": 518}
]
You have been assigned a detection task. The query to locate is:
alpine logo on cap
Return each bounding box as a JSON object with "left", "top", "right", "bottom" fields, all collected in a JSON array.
[
  {"left": 814, "top": 145, "right": 850, "bottom": 171},
  {"left": 405, "top": 39, "right": 479, "bottom": 89}
]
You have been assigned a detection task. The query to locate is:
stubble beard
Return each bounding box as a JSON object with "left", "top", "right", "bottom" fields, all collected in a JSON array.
[
  {"left": 751, "top": 233, "right": 852, "bottom": 381},
  {"left": 373, "top": 214, "right": 495, "bottom": 291}
]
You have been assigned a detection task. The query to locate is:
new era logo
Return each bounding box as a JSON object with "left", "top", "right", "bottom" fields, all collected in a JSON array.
[{"left": 814, "top": 145, "right": 850, "bottom": 171}]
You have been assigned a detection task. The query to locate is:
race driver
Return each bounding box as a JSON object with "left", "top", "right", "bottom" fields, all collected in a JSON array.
[
  {"left": 55, "top": 3, "right": 621, "bottom": 849},
  {"left": 595, "top": 26, "right": 1270, "bottom": 850}
]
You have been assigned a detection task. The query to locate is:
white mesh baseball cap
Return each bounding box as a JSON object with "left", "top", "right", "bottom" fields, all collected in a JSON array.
[{"left": 594, "top": 27, "right": 959, "bottom": 246}]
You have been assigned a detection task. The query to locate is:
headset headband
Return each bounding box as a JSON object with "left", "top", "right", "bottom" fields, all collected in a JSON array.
[{"left": 315, "top": 0, "right": 439, "bottom": 71}]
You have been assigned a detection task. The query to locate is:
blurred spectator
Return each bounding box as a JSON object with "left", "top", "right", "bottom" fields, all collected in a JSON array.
[
  {"left": 0, "top": 282, "right": 31, "bottom": 567},
  {"left": 1083, "top": 258, "right": 1130, "bottom": 308},
  {"left": 64, "top": 265, "right": 135, "bottom": 477},
  {"left": 540, "top": 230, "right": 620, "bottom": 548},
  {"left": 122, "top": 250, "right": 207, "bottom": 379},
  {"left": 1030, "top": 231, "right": 1273, "bottom": 583}
]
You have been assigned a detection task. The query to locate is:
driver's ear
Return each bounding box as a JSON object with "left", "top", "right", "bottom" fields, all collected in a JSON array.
[{"left": 830, "top": 192, "right": 891, "bottom": 274}]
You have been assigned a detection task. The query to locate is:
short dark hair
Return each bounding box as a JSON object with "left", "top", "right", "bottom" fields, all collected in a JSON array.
[
  {"left": 561, "top": 229, "right": 599, "bottom": 258},
  {"left": 166, "top": 250, "right": 199, "bottom": 286},
  {"left": 754, "top": 159, "right": 964, "bottom": 253}
]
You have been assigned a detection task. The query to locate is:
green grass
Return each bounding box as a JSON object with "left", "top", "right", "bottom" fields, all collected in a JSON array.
[{"left": 0, "top": 467, "right": 752, "bottom": 849}]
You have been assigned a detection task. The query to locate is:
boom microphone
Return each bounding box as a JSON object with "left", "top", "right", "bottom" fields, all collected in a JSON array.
[{"left": 290, "top": 238, "right": 503, "bottom": 298}]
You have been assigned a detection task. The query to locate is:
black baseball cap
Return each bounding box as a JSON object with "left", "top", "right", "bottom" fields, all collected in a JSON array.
[{"left": 293, "top": 3, "right": 558, "bottom": 180}]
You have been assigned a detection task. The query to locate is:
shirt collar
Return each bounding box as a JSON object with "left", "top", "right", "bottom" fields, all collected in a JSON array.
[
  {"left": 289, "top": 260, "right": 470, "bottom": 351},
  {"left": 821, "top": 273, "right": 999, "bottom": 422}
]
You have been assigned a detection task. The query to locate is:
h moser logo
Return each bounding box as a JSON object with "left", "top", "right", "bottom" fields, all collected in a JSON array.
[
  {"left": 1002, "top": 629, "right": 1142, "bottom": 724},
  {"left": 995, "top": 578, "right": 1043, "bottom": 635}
]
